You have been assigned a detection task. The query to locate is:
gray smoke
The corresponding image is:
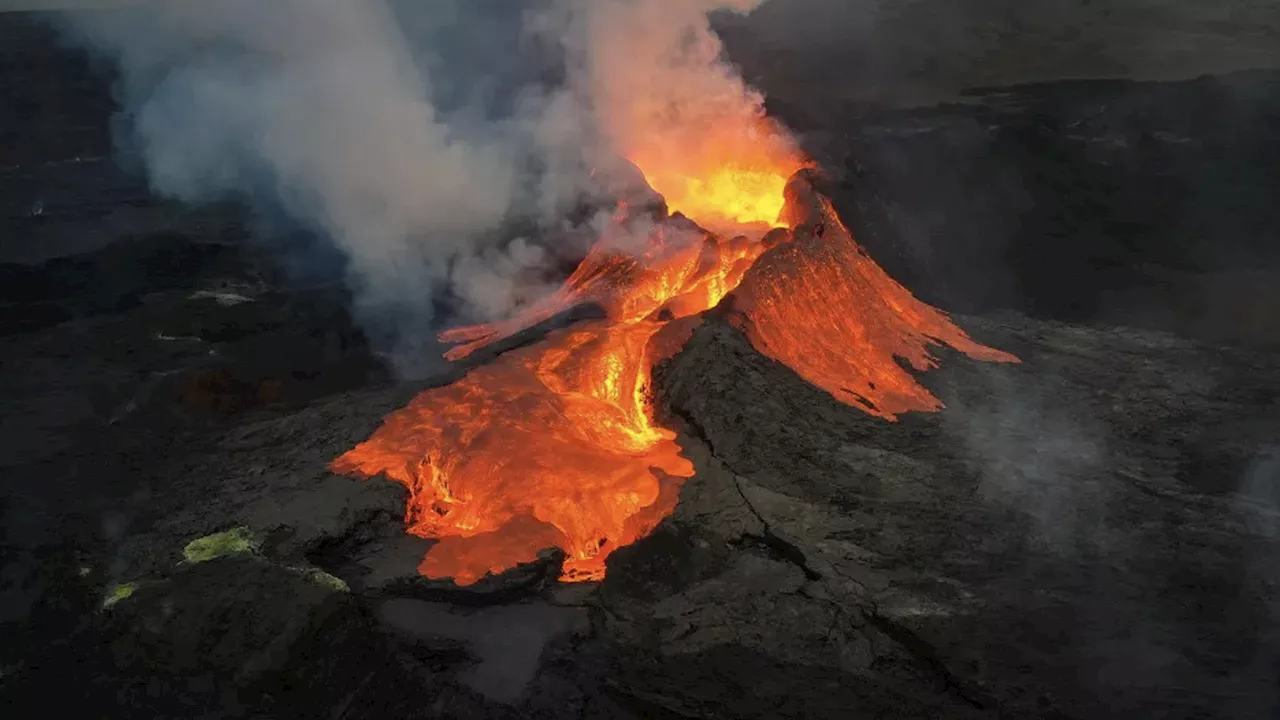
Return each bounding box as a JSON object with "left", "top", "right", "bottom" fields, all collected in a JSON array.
[{"left": 53, "top": 0, "right": 775, "bottom": 374}]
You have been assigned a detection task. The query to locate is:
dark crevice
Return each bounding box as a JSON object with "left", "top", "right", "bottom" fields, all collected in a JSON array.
[
  {"left": 864, "top": 608, "right": 994, "bottom": 711},
  {"left": 731, "top": 477, "right": 824, "bottom": 582},
  {"left": 373, "top": 556, "right": 565, "bottom": 608},
  {"left": 603, "top": 679, "right": 712, "bottom": 720},
  {"left": 301, "top": 506, "right": 401, "bottom": 576},
  {"left": 666, "top": 396, "right": 992, "bottom": 712},
  {"left": 664, "top": 399, "right": 825, "bottom": 583}
]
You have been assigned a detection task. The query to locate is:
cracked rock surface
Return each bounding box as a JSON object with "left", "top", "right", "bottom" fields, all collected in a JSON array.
[
  {"left": 616, "top": 313, "right": 1280, "bottom": 719},
  {"left": 25, "top": 306, "right": 1274, "bottom": 719}
]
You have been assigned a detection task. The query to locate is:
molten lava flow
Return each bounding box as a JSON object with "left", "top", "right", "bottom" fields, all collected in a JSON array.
[
  {"left": 333, "top": 219, "right": 774, "bottom": 584},
  {"left": 729, "top": 175, "right": 1020, "bottom": 420},
  {"left": 332, "top": 318, "right": 695, "bottom": 584},
  {"left": 334, "top": 168, "right": 1018, "bottom": 587},
  {"left": 439, "top": 213, "right": 771, "bottom": 362}
]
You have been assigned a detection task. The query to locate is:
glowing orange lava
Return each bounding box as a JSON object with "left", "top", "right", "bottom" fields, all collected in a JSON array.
[
  {"left": 332, "top": 318, "right": 695, "bottom": 584},
  {"left": 629, "top": 117, "right": 804, "bottom": 232},
  {"left": 333, "top": 157, "right": 1017, "bottom": 587},
  {"left": 730, "top": 176, "right": 1020, "bottom": 420},
  {"left": 332, "top": 216, "right": 775, "bottom": 583}
]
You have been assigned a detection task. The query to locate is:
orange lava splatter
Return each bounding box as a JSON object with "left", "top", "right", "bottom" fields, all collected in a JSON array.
[{"left": 333, "top": 153, "right": 1017, "bottom": 588}]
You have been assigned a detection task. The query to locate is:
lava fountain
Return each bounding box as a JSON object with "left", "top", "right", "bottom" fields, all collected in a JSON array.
[{"left": 332, "top": 110, "right": 1018, "bottom": 585}]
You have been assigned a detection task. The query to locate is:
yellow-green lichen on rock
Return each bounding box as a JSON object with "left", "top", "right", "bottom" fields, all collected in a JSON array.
[
  {"left": 298, "top": 567, "right": 350, "bottom": 592},
  {"left": 102, "top": 582, "right": 140, "bottom": 609},
  {"left": 177, "top": 527, "right": 348, "bottom": 592},
  {"left": 182, "top": 526, "right": 262, "bottom": 564}
]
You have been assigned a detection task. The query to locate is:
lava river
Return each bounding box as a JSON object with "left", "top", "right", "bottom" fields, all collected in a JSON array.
[{"left": 333, "top": 145, "right": 1018, "bottom": 585}]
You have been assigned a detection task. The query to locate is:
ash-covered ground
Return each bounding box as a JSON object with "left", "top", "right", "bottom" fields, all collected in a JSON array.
[{"left": 3, "top": 7, "right": 1280, "bottom": 719}]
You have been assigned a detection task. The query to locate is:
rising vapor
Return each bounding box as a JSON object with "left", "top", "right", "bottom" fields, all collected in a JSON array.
[{"left": 53, "top": 0, "right": 776, "bottom": 372}]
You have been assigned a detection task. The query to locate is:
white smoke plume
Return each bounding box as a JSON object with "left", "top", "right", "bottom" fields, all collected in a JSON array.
[{"left": 52, "top": 0, "right": 776, "bottom": 373}]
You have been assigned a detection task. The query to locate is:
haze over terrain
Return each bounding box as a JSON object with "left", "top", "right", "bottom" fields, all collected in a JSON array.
[
  {"left": 717, "top": 0, "right": 1280, "bottom": 105},
  {"left": 6, "top": 0, "right": 1280, "bottom": 89}
]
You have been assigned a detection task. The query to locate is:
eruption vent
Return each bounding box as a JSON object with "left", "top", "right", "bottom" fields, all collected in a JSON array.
[{"left": 629, "top": 116, "right": 802, "bottom": 233}]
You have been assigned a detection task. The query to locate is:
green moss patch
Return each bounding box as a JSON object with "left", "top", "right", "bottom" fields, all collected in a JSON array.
[
  {"left": 297, "top": 567, "right": 350, "bottom": 592},
  {"left": 181, "top": 526, "right": 262, "bottom": 564},
  {"left": 102, "top": 582, "right": 140, "bottom": 610}
]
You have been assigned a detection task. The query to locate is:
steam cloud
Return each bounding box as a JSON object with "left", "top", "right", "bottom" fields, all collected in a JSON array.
[{"left": 54, "top": 0, "right": 775, "bottom": 374}]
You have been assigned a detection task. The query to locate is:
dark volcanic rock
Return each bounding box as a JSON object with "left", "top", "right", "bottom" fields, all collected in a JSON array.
[
  {"left": 0, "top": 230, "right": 244, "bottom": 336},
  {"left": 8, "top": 552, "right": 469, "bottom": 719},
  {"left": 35, "top": 309, "right": 1273, "bottom": 719},
  {"left": 627, "top": 313, "right": 1280, "bottom": 719},
  {"left": 775, "top": 71, "right": 1280, "bottom": 346}
]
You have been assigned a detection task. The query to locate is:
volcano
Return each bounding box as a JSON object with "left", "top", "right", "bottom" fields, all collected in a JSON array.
[
  {"left": 331, "top": 165, "right": 1018, "bottom": 586},
  {"left": 11, "top": 4, "right": 1280, "bottom": 714}
]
